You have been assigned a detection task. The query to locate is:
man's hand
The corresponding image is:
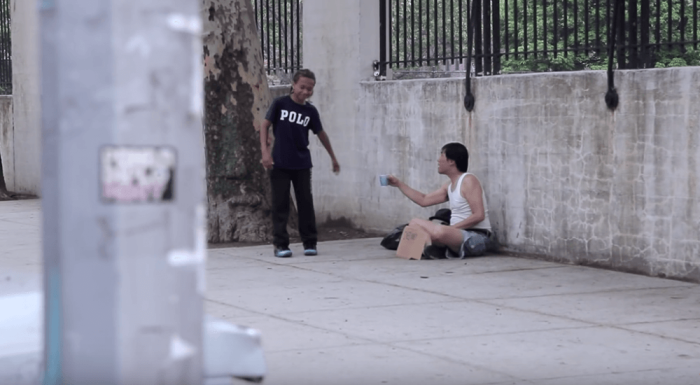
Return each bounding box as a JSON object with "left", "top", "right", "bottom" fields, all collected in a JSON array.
[{"left": 387, "top": 175, "right": 400, "bottom": 187}]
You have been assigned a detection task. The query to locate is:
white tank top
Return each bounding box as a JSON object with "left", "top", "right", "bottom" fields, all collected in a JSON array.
[{"left": 447, "top": 173, "right": 491, "bottom": 230}]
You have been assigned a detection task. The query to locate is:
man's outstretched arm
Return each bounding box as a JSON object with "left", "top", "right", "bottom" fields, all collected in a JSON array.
[{"left": 387, "top": 175, "right": 448, "bottom": 207}]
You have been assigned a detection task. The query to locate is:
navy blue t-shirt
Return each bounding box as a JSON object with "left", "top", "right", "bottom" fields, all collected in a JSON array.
[{"left": 265, "top": 95, "right": 324, "bottom": 170}]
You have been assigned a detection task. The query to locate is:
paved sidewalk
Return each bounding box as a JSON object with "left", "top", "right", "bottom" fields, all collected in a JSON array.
[{"left": 2, "top": 199, "right": 700, "bottom": 384}]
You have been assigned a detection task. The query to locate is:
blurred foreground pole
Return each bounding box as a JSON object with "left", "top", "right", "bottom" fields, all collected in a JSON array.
[{"left": 39, "top": 0, "right": 205, "bottom": 384}]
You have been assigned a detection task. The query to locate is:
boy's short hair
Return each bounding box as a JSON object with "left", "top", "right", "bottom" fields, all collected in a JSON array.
[
  {"left": 441, "top": 142, "right": 469, "bottom": 172},
  {"left": 293, "top": 69, "right": 316, "bottom": 84}
]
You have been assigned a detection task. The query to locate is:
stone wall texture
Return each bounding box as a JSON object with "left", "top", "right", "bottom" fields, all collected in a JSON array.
[{"left": 308, "top": 68, "right": 700, "bottom": 282}]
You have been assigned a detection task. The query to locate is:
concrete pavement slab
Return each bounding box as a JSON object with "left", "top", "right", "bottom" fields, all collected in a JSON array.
[
  {"left": 394, "top": 326, "right": 700, "bottom": 382},
  {"left": 624, "top": 319, "right": 700, "bottom": 345},
  {"left": 296, "top": 255, "right": 563, "bottom": 282},
  {"left": 280, "top": 300, "right": 589, "bottom": 343},
  {"left": 218, "top": 314, "right": 371, "bottom": 353},
  {"left": 369, "top": 264, "right": 692, "bottom": 301},
  {"left": 262, "top": 344, "right": 517, "bottom": 385},
  {"left": 488, "top": 285, "right": 700, "bottom": 325},
  {"left": 207, "top": 276, "right": 454, "bottom": 315}
]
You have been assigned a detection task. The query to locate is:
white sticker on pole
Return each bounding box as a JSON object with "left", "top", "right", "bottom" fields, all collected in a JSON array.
[{"left": 100, "top": 146, "right": 176, "bottom": 203}]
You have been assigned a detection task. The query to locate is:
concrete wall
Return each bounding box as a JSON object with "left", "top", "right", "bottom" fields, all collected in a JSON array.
[
  {"left": 0, "top": 96, "right": 12, "bottom": 187},
  {"left": 303, "top": 0, "right": 382, "bottom": 223},
  {"left": 8, "top": 0, "right": 41, "bottom": 195},
  {"left": 307, "top": 67, "right": 700, "bottom": 282}
]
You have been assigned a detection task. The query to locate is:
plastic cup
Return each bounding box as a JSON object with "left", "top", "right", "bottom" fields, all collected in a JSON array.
[{"left": 379, "top": 175, "right": 388, "bottom": 186}]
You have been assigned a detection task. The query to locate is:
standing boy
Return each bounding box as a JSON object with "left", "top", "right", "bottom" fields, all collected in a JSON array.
[{"left": 259, "top": 69, "right": 340, "bottom": 258}]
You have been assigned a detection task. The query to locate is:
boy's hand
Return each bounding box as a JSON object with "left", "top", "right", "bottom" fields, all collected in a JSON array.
[
  {"left": 332, "top": 159, "right": 340, "bottom": 174},
  {"left": 261, "top": 152, "right": 274, "bottom": 169}
]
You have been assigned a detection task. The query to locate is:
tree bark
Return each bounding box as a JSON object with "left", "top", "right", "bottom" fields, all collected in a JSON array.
[{"left": 203, "top": 0, "right": 279, "bottom": 243}]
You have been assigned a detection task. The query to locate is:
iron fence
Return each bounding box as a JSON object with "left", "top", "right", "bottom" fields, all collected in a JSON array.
[
  {"left": 380, "top": 0, "right": 700, "bottom": 76},
  {"left": 0, "top": 0, "right": 11, "bottom": 94},
  {"left": 252, "top": 0, "right": 302, "bottom": 80}
]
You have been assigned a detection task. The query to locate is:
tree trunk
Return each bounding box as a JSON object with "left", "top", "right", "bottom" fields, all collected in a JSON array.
[{"left": 203, "top": 0, "right": 280, "bottom": 243}]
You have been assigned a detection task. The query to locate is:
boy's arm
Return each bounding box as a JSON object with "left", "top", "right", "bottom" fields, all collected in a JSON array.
[
  {"left": 317, "top": 130, "right": 340, "bottom": 174},
  {"left": 388, "top": 176, "right": 448, "bottom": 207},
  {"left": 259, "top": 119, "right": 274, "bottom": 169}
]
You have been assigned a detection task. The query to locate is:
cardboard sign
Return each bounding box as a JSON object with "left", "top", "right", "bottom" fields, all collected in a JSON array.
[{"left": 396, "top": 225, "right": 430, "bottom": 260}]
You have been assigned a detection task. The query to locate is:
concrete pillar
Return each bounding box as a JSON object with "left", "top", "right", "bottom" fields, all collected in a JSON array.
[
  {"left": 9, "top": 0, "right": 42, "bottom": 194},
  {"left": 40, "top": 0, "right": 205, "bottom": 384},
  {"left": 302, "top": 0, "right": 382, "bottom": 221}
]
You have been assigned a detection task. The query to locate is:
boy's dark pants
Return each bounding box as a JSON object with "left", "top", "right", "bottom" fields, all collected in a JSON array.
[{"left": 270, "top": 168, "right": 318, "bottom": 249}]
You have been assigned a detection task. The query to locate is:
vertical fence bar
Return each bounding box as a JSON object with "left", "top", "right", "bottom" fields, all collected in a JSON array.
[
  {"left": 427, "top": 0, "right": 431, "bottom": 66},
  {"left": 434, "top": 0, "right": 438, "bottom": 66},
  {"left": 641, "top": 0, "right": 650, "bottom": 67},
  {"left": 505, "top": 0, "right": 510, "bottom": 61},
  {"left": 266, "top": 0, "right": 271, "bottom": 72},
  {"left": 289, "top": 0, "right": 294, "bottom": 73},
  {"left": 419, "top": 0, "right": 422, "bottom": 66},
  {"left": 277, "top": 0, "right": 282, "bottom": 71},
  {"left": 629, "top": 0, "right": 638, "bottom": 68},
  {"left": 563, "top": 0, "right": 567, "bottom": 57},
  {"left": 412, "top": 0, "right": 416, "bottom": 67},
  {"left": 459, "top": 0, "right": 463, "bottom": 64},
  {"left": 0, "top": 0, "right": 8, "bottom": 93},
  {"left": 394, "top": 0, "right": 399, "bottom": 68},
  {"left": 404, "top": 0, "right": 408, "bottom": 68},
  {"left": 554, "top": 0, "right": 558, "bottom": 57},
  {"left": 513, "top": 0, "right": 518, "bottom": 60},
  {"left": 694, "top": 0, "right": 698, "bottom": 50},
  {"left": 380, "top": 0, "right": 387, "bottom": 74},
  {"left": 680, "top": 0, "right": 685, "bottom": 45},
  {"left": 667, "top": 0, "right": 672, "bottom": 50},
  {"left": 0, "top": 0, "right": 8, "bottom": 94},
  {"left": 271, "top": 0, "right": 276, "bottom": 71},
  {"left": 475, "top": 0, "right": 483, "bottom": 73},
  {"left": 584, "top": 0, "right": 589, "bottom": 54},
  {"left": 450, "top": 0, "right": 454, "bottom": 64},
  {"left": 391, "top": 0, "right": 406, "bottom": 68},
  {"left": 432, "top": 0, "right": 437, "bottom": 66},
  {"left": 596, "top": 0, "right": 601, "bottom": 53},
  {"left": 543, "top": 0, "right": 547, "bottom": 56},
  {"left": 297, "top": 0, "right": 301, "bottom": 71},
  {"left": 284, "top": 0, "right": 288, "bottom": 72},
  {"left": 655, "top": 0, "right": 661, "bottom": 54},
  {"left": 484, "top": 0, "right": 492, "bottom": 74},
  {"left": 442, "top": 0, "right": 446, "bottom": 65},
  {"left": 574, "top": 0, "right": 579, "bottom": 56},
  {"left": 617, "top": 0, "right": 626, "bottom": 68},
  {"left": 524, "top": 0, "right": 528, "bottom": 59},
  {"left": 533, "top": 0, "right": 538, "bottom": 58},
  {"left": 598, "top": 0, "right": 615, "bottom": 55},
  {"left": 493, "top": 0, "right": 501, "bottom": 73}
]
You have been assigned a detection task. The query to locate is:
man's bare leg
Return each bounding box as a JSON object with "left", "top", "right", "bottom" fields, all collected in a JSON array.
[{"left": 408, "top": 218, "right": 464, "bottom": 253}]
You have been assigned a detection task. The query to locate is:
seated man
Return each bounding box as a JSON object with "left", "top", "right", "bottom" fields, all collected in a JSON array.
[{"left": 387, "top": 142, "right": 495, "bottom": 259}]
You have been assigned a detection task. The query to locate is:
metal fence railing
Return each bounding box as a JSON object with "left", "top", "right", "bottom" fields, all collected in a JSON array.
[
  {"left": 380, "top": 0, "right": 700, "bottom": 77},
  {"left": 252, "top": 0, "right": 302, "bottom": 82},
  {"left": 0, "top": 0, "right": 11, "bottom": 94}
]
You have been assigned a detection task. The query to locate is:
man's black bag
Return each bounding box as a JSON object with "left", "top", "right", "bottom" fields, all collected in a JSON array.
[
  {"left": 380, "top": 224, "right": 408, "bottom": 250},
  {"left": 380, "top": 209, "right": 451, "bottom": 250}
]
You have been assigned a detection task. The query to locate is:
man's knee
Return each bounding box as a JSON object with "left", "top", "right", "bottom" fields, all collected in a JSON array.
[{"left": 461, "top": 234, "right": 490, "bottom": 257}]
